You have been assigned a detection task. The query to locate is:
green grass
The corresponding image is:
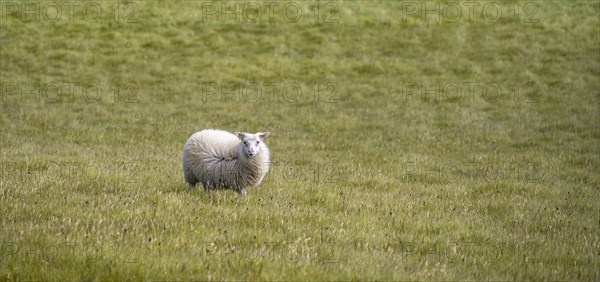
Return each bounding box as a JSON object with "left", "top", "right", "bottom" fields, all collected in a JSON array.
[{"left": 1, "top": 0, "right": 599, "bottom": 280}]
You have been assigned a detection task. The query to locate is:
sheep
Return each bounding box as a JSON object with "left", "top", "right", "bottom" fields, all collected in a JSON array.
[{"left": 182, "top": 129, "right": 270, "bottom": 196}]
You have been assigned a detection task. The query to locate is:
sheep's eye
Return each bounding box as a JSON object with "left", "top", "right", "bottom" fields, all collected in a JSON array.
[
  {"left": 256, "top": 141, "right": 260, "bottom": 145},
  {"left": 243, "top": 141, "right": 247, "bottom": 145}
]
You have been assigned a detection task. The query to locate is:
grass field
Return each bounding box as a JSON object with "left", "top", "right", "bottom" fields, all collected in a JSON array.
[{"left": 1, "top": 0, "right": 599, "bottom": 280}]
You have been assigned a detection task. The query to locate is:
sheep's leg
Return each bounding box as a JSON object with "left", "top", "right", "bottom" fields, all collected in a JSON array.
[
  {"left": 201, "top": 183, "right": 212, "bottom": 197},
  {"left": 237, "top": 188, "right": 247, "bottom": 197},
  {"left": 187, "top": 182, "right": 196, "bottom": 190}
]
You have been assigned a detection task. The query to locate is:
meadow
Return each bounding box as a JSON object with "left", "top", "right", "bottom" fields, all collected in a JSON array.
[{"left": 0, "top": 0, "right": 599, "bottom": 280}]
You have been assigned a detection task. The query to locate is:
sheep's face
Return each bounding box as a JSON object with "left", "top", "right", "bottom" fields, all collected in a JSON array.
[{"left": 235, "top": 132, "right": 270, "bottom": 158}]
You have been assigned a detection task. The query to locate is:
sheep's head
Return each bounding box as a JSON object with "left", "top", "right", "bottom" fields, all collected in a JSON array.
[{"left": 235, "top": 131, "right": 269, "bottom": 158}]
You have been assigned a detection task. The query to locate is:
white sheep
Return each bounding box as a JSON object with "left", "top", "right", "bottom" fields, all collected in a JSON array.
[{"left": 182, "top": 129, "right": 270, "bottom": 196}]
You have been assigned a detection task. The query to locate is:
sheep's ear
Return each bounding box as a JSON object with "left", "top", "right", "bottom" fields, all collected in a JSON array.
[
  {"left": 258, "top": 132, "right": 270, "bottom": 140},
  {"left": 234, "top": 132, "right": 245, "bottom": 140}
]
